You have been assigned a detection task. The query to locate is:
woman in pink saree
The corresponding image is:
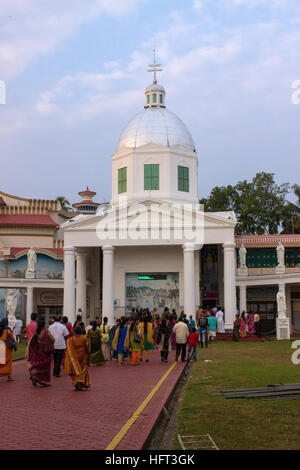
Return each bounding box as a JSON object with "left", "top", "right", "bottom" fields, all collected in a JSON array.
[
  {"left": 247, "top": 312, "right": 255, "bottom": 334},
  {"left": 26, "top": 319, "right": 54, "bottom": 387}
]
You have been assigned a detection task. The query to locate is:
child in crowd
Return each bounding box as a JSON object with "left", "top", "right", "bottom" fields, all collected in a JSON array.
[{"left": 187, "top": 327, "right": 199, "bottom": 362}]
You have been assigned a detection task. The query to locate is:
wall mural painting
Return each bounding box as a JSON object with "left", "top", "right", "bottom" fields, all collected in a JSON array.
[
  {"left": 0, "top": 260, "right": 6, "bottom": 278},
  {"left": 35, "top": 254, "right": 63, "bottom": 279},
  {"left": 8, "top": 254, "right": 63, "bottom": 280},
  {"left": 125, "top": 273, "right": 179, "bottom": 314},
  {"left": 8, "top": 257, "right": 27, "bottom": 278}
]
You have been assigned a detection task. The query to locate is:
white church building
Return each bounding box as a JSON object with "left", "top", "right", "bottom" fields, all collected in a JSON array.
[{"left": 61, "top": 57, "right": 238, "bottom": 329}]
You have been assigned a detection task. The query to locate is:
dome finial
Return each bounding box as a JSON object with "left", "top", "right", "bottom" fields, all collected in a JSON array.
[{"left": 147, "top": 49, "right": 162, "bottom": 84}]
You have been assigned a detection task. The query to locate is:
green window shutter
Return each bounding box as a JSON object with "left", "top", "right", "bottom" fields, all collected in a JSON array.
[
  {"left": 160, "top": 94, "right": 163, "bottom": 104},
  {"left": 178, "top": 166, "right": 189, "bottom": 192},
  {"left": 144, "top": 164, "right": 159, "bottom": 190},
  {"left": 147, "top": 94, "right": 150, "bottom": 105},
  {"left": 118, "top": 167, "right": 127, "bottom": 194},
  {"left": 153, "top": 93, "right": 157, "bottom": 103}
]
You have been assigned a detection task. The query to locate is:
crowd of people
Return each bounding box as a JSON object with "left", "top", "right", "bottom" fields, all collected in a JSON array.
[
  {"left": 0, "top": 304, "right": 255, "bottom": 390},
  {"left": 232, "top": 310, "right": 261, "bottom": 341}
]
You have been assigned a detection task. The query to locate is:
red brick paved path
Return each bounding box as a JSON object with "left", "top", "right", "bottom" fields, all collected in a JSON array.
[{"left": 1, "top": 350, "right": 185, "bottom": 450}]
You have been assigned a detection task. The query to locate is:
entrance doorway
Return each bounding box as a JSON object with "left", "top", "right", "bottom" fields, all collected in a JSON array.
[
  {"left": 247, "top": 301, "right": 277, "bottom": 334},
  {"left": 292, "top": 301, "right": 300, "bottom": 331},
  {"left": 37, "top": 306, "right": 63, "bottom": 326}
]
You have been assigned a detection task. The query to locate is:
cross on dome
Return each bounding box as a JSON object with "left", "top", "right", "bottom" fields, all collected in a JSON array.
[
  {"left": 145, "top": 50, "right": 165, "bottom": 108},
  {"left": 147, "top": 49, "right": 163, "bottom": 84}
]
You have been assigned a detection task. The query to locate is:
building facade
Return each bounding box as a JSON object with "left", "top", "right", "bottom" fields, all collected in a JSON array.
[{"left": 2, "top": 63, "right": 299, "bottom": 336}]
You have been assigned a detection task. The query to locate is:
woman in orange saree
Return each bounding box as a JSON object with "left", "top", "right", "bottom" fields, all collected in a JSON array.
[
  {"left": 0, "top": 320, "right": 15, "bottom": 381},
  {"left": 64, "top": 326, "right": 91, "bottom": 391}
]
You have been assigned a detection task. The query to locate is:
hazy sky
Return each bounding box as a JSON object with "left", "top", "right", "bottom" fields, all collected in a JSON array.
[{"left": 0, "top": 0, "right": 299, "bottom": 205}]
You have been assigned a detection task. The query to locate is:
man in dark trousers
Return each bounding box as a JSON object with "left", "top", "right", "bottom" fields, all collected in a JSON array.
[
  {"left": 48, "top": 316, "right": 69, "bottom": 377},
  {"left": 198, "top": 313, "right": 209, "bottom": 348},
  {"left": 173, "top": 318, "right": 189, "bottom": 362}
]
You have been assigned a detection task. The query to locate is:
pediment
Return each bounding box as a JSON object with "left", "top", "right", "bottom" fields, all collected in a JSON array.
[{"left": 61, "top": 199, "right": 236, "bottom": 233}]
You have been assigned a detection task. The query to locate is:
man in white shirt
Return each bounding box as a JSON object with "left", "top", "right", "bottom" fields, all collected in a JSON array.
[
  {"left": 48, "top": 316, "right": 69, "bottom": 377},
  {"left": 13, "top": 317, "right": 23, "bottom": 343},
  {"left": 173, "top": 319, "right": 189, "bottom": 362}
]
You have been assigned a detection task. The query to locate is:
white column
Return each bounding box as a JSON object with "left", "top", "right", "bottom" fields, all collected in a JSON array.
[
  {"left": 63, "top": 246, "right": 76, "bottom": 324},
  {"left": 239, "top": 285, "right": 247, "bottom": 314},
  {"left": 183, "top": 243, "right": 196, "bottom": 320},
  {"left": 76, "top": 250, "right": 87, "bottom": 323},
  {"left": 26, "top": 287, "right": 34, "bottom": 325},
  {"left": 102, "top": 246, "right": 115, "bottom": 326},
  {"left": 223, "top": 242, "right": 237, "bottom": 330}
]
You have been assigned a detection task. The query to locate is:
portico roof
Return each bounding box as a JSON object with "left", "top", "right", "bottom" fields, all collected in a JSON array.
[{"left": 60, "top": 199, "right": 237, "bottom": 247}]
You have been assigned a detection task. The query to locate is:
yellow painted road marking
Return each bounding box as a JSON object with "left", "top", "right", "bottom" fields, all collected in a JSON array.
[{"left": 105, "top": 361, "right": 178, "bottom": 450}]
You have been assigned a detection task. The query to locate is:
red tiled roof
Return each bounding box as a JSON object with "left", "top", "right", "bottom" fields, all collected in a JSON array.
[
  {"left": 235, "top": 234, "right": 300, "bottom": 247},
  {"left": 0, "top": 214, "right": 58, "bottom": 227}
]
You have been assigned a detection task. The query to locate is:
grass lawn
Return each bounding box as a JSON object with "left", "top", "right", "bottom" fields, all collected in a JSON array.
[
  {"left": 174, "top": 340, "right": 300, "bottom": 450},
  {"left": 13, "top": 340, "right": 27, "bottom": 361}
]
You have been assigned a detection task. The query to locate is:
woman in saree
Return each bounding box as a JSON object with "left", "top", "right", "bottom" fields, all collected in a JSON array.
[
  {"left": 129, "top": 319, "right": 142, "bottom": 366},
  {"left": 232, "top": 314, "right": 241, "bottom": 342},
  {"left": 0, "top": 320, "right": 15, "bottom": 381},
  {"left": 112, "top": 318, "right": 130, "bottom": 366},
  {"left": 100, "top": 316, "right": 111, "bottom": 361},
  {"left": 64, "top": 326, "right": 91, "bottom": 391},
  {"left": 239, "top": 311, "right": 247, "bottom": 338},
  {"left": 87, "top": 321, "right": 105, "bottom": 366},
  {"left": 26, "top": 319, "right": 54, "bottom": 387},
  {"left": 170, "top": 312, "right": 177, "bottom": 350},
  {"left": 247, "top": 311, "right": 255, "bottom": 334},
  {"left": 139, "top": 314, "right": 154, "bottom": 362},
  {"left": 157, "top": 318, "right": 171, "bottom": 362},
  {"left": 110, "top": 319, "right": 120, "bottom": 360}
]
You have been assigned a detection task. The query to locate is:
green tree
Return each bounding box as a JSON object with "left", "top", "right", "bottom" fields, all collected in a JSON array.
[
  {"left": 281, "top": 184, "right": 300, "bottom": 234},
  {"left": 56, "top": 196, "right": 73, "bottom": 211},
  {"left": 200, "top": 172, "right": 290, "bottom": 235}
]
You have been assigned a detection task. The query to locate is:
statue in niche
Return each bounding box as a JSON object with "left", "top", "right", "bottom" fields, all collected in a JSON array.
[
  {"left": 239, "top": 243, "right": 247, "bottom": 268},
  {"left": 27, "top": 247, "right": 37, "bottom": 272},
  {"left": 276, "top": 241, "right": 285, "bottom": 268}
]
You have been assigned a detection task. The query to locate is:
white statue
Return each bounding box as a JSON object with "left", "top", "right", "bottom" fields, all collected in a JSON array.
[
  {"left": 6, "top": 289, "right": 19, "bottom": 323},
  {"left": 276, "top": 241, "right": 285, "bottom": 268},
  {"left": 239, "top": 243, "right": 247, "bottom": 268},
  {"left": 277, "top": 288, "right": 286, "bottom": 317},
  {"left": 27, "top": 247, "right": 37, "bottom": 272}
]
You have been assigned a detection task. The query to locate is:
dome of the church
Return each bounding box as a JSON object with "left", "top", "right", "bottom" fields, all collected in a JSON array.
[
  {"left": 117, "top": 107, "right": 196, "bottom": 152},
  {"left": 145, "top": 83, "right": 165, "bottom": 93}
]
